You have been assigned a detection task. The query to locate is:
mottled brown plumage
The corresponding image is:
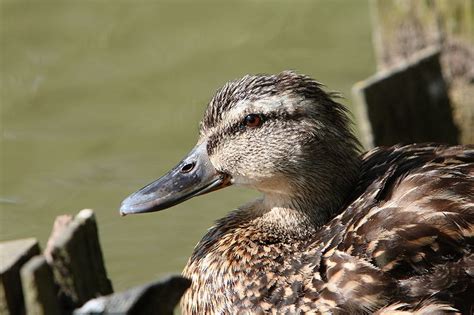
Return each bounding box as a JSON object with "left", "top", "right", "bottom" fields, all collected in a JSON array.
[
  {"left": 182, "top": 144, "right": 473, "bottom": 314},
  {"left": 121, "top": 71, "right": 474, "bottom": 314}
]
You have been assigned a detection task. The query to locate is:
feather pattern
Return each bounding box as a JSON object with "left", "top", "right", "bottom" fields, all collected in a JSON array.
[{"left": 182, "top": 144, "right": 473, "bottom": 314}]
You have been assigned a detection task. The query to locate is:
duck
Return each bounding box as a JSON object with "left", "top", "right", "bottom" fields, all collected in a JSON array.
[{"left": 120, "top": 71, "right": 474, "bottom": 314}]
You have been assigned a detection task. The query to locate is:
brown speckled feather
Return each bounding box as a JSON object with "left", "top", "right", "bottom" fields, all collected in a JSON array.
[{"left": 182, "top": 144, "right": 473, "bottom": 314}]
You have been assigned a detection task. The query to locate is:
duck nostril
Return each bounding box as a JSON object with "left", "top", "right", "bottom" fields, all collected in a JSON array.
[{"left": 180, "top": 162, "right": 195, "bottom": 173}]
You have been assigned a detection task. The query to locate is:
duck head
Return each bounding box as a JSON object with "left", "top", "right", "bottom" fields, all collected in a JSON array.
[{"left": 120, "top": 71, "right": 360, "bottom": 225}]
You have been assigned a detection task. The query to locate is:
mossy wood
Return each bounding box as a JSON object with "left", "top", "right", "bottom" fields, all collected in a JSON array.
[
  {"left": 45, "top": 209, "right": 113, "bottom": 310},
  {"left": 353, "top": 47, "right": 458, "bottom": 148},
  {"left": 370, "top": 0, "right": 473, "bottom": 144}
]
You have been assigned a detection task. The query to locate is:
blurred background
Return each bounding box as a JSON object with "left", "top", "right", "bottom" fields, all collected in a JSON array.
[{"left": 1, "top": 0, "right": 375, "bottom": 290}]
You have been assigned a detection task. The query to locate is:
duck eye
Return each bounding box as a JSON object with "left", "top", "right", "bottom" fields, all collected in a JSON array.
[{"left": 243, "top": 114, "right": 263, "bottom": 128}]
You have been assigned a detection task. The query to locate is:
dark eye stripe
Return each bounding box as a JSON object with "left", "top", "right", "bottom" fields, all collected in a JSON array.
[{"left": 206, "top": 111, "right": 305, "bottom": 155}]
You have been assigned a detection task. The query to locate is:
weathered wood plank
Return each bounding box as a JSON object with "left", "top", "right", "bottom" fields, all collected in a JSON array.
[
  {"left": 20, "top": 255, "right": 60, "bottom": 315},
  {"left": 73, "top": 276, "right": 191, "bottom": 315},
  {"left": 44, "top": 209, "right": 113, "bottom": 311},
  {"left": 0, "top": 238, "right": 40, "bottom": 315},
  {"left": 370, "top": 0, "right": 474, "bottom": 144},
  {"left": 371, "top": 0, "right": 473, "bottom": 70},
  {"left": 353, "top": 47, "right": 459, "bottom": 148}
]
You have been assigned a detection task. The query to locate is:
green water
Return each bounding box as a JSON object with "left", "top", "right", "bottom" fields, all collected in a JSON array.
[{"left": 1, "top": 0, "right": 374, "bottom": 290}]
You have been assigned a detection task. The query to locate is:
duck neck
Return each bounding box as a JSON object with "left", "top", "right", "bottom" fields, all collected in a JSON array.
[
  {"left": 254, "top": 158, "right": 361, "bottom": 240},
  {"left": 255, "top": 195, "right": 330, "bottom": 240},
  {"left": 257, "top": 193, "right": 321, "bottom": 239}
]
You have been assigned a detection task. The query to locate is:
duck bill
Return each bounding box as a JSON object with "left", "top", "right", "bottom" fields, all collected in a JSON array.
[{"left": 120, "top": 142, "right": 231, "bottom": 215}]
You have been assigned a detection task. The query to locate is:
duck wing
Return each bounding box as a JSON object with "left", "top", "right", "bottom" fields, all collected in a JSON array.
[{"left": 320, "top": 144, "right": 473, "bottom": 313}]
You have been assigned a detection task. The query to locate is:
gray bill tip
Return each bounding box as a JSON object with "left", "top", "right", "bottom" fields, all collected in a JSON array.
[{"left": 119, "top": 194, "right": 156, "bottom": 216}]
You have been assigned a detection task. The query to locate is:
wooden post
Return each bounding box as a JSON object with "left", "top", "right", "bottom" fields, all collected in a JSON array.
[
  {"left": 1, "top": 209, "right": 190, "bottom": 314},
  {"left": 0, "top": 238, "right": 40, "bottom": 315},
  {"left": 73, "top": 276, "right": 191, "bottom": 315},
  {"left": 21, "top": 256, "right": 61, "bottom": 315},
  {"left": 353, "top": 46, "right": 458, "bottom": 148},
  {"left": 44, "top": 209, "right": 113, "bottom": 310},
  {"left": 369, "top": 0, "right": 474, "bottom": 144}
]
